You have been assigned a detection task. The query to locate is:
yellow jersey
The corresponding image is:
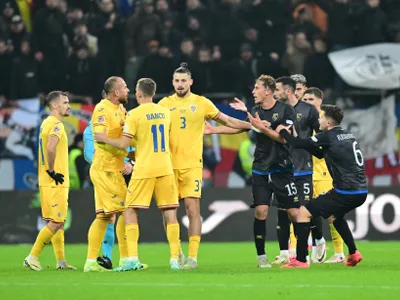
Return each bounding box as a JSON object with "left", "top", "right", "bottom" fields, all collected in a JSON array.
[
  {"left": 312, "top": 155, "right": 332, "bottom": 181},
  {"left": 38, "top": 116, "right": 69, "bottom": 187},
  {"left": 158, "top": 93, "right": 220, "bottom": 169},
  {"left": 92, "top": 99, "right": 127, "bottom": 172},
  {"left": 123, "top": 103, "right": 173, "bottom": 179}
]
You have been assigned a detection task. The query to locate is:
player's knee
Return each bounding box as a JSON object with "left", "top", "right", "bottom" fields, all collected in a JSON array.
[
  {"left": 185, "top": 199, "right": 200, "bottom": 219},
  {"left": 255, "top": 205, "right": 268, "bottom": 220},
  {"left": 162, "top": 208, "right": 178, "bottom": 224},
  {"left": 48, "top": 221, "right": 64, "bottom": 232}
]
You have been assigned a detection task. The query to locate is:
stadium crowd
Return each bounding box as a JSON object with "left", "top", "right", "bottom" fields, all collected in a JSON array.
[{"left": 0, "top": 0, "right": 399, "bottom": 107}]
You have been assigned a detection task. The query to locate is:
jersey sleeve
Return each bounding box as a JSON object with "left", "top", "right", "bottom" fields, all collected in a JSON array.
[
  {"left": 92, "top": 105, "right": 109, "bottom": 133},
  {"left": 309, "top": 105, "right": 321, "bottom": 133},
  {"left": 203, "top": 97, "right": 221, "bottom": 119},
  {"left": 122, "top": 111, "right": 137, "bottom": 139},
  {"left": 48, "top": 122, "right": 64, "bottom": 140},
  {"left": 310, "top": 131, "right": 330, "bottom": 147}
]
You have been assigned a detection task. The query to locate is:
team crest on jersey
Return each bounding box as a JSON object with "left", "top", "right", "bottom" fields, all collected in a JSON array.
[
  {"left": 272, "top": 113, "right": 279, "bottom": 121},
  {"left": 190, "top": 104, "right": 197, "bottom": 112},
  {"left": 297, "top": 113, "right": 302, "bottom": 121},
  {"left": 53, "top": 126, "right": 60, "bottom": 132},
  {"left": 98, "top": 116, "right": 105, "bottom": 123}
]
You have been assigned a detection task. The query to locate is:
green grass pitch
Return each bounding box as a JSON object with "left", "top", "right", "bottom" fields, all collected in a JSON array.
[{"left": 0, "top": 242, "right": 399, "bottom": 300}]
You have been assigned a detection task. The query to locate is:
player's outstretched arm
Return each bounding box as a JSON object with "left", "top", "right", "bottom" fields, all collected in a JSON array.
[
  {"left": 204, "top": 121, "right": 246, "bottom": 135},
  {"left": 94, "top": 128, "right": 131, "bottom": 150},
  {"left": 247, "top": 112, "right": 285, "bottom": 143},
  {"left": 277, "top": 126, "right": 324, "bottom": 158},
  {"left": 214, "top": 112, "right": 251, "bottom": 130}
]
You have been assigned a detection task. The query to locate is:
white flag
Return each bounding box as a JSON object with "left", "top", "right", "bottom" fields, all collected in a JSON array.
[
  {"left": 341, "top": 95, "right": 397, "bottom": 159},
  {"left": 328, "top": 43, "right": 400, "bottom": 89}
]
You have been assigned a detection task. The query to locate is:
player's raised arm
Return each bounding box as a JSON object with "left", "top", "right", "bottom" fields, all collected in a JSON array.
[{"left": 214, "top": 112, "right": 251, "bottom": 130}]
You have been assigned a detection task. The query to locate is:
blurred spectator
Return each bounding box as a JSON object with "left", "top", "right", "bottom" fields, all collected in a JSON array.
[
  {"left": 137, "top": 40, "right": 175, "bottom": 93},
  {"left": 88, "top": 0, "right": 125, "bottom": 82},
  {"left": 291, "top": 5, "right": 321, "bottom": 43},
  {"left": 10, "top": 38, "right": 43, "bottom": 100},
  {"left": 282, "top": 31, "right": 312, "bottom": 75},
  {"left": 0, "top": 1, "right": 19, "bottom": 36},
  {"left": 354, "top": 0, "right": 388, "bottom": 46},
  {"left": 303, "top": 37, "right": 333, "bottom": 95},
  {"left": 125, "top": 0, "right": 162, "bottom": 59},
  {"left": 73, "top": 21, "right": 98, "bottom": 57},
  {"left": 313, "top": 0, "right": 356, "bottom": 51},
  {"left": 31, "top": 0, "right": 69, "bottom": 92},
  {"left": 0, "top": 38, "right": 12, "bottom": 100},
  {"left": 8, "top": 15, "right": 26, "bottom": 56},
  {"left": 67, "top": 44, "right": 99, "bottom": 104}
]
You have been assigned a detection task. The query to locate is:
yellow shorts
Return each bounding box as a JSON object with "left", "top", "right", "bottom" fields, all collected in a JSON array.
[
  {"left": 90, "top": 167, "right": 127, "bottom": 215},
  {"left": 174, "top": 168, "right": 202, "bottom": 199},
  {"left": 313, "top": 180, "right": 333, "bottom": 198},
  {"left": 126, "top": 175, "right": 178, "bottom": 209},
  {"left": 39, "top": 186, "right": 68, "bottom": 223}
]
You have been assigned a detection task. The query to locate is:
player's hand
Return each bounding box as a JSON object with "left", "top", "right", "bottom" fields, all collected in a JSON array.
[
  {"left": 94, "top": 128, "right": 107, "bottom": 143},
  {"left": 276, "top": 124, "right": 292, "bottom": 134},
  {"left": 230, "top": 98, "right": 248, "bottom": 113},
  {"left": 46, "top": 170, "right": 64, "bottom": 185},
  {"left": 204, "top": 121, "right": 214, "bottom": 135},
  {"left": 247, "top": 112, "right": 264, "bottom": 132},
  {"left": 121, "top": 162, "right": 133, "bottom": 175}
]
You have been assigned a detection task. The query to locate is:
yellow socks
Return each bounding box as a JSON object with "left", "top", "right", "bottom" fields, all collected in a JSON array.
[
  {"left": 166, "top": 223, "right": 180, "bottom": 259},
  {"left": 125, "top": 223, "right": 139, "bottom": 258},
  {"left": 330, "top": 223, "right": 344, "bottom": 254},
  {"left": 52, "top": 229, "right": 65, "bottom": 261},
  {"left": 87, "top": 218, "right": 109, "bottom": 260},
  {"left": 30, "top": 225, "right": 55, "bottom": 258},
  {"left": 188, "top": 235, "right": 201, "bottom": 259},
  {"left": 289, "top": 223, "right": 297, "bottom": 250},
  {"left": 116, "top": 214, "right": 128, "bottom": 258}
]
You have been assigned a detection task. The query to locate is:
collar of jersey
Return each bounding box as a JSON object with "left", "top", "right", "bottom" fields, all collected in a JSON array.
[{"left": 101, "top": 98, "right": 120, "bottom": 109}]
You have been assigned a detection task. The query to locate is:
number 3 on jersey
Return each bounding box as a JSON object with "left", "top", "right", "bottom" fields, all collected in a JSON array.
[
  {"left": 151, "top": 124, "right": 165, "bottom": 152},
  {"left": 180, "top": 117, "right": 186, "bottom": 129}
]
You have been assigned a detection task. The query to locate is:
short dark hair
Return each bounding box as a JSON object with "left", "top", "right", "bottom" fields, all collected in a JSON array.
[
  {"left": 304, "top": 87, "right": 323, "bottom": 100},
  {"left": 103, "top": 76, "right": 121, "bottom": 96},
  {"left": 256, "top": 75, "right": 276, "bottom": 92},
  {"left": 46, "top": 91, "right": 68, "bottom": 108},
  {"left": 275, "top": 76, "right": 296, "bottom": 93},
  {"left": 174, "top": 62, "right": 191, "bottom": 77},
  {"left": 137, "top": 78, "right": 157, "bottom": 97},
  {"left": 321, "top": 105, "right": 344, "bottom": 125}
]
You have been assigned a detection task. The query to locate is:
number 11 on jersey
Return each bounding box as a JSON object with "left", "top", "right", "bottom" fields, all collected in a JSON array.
[{"left": 151, "top": 124, "right": 166, "bottom": 152}]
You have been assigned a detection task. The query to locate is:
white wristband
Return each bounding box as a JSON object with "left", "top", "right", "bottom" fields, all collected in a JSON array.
[{"left": 251, "top": 125, "right": 260, "bottom": 133}]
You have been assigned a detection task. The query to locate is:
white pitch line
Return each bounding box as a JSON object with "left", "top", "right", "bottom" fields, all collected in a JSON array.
[{"left": 0, "top": 282, "right": 399, "bottom": 290}]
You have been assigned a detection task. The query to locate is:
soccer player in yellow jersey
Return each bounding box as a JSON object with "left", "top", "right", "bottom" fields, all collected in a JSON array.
[
  {"left": 84, "top": 77, "right": 132, "bottom": 272},
  {"left": 24, "top": 91, "right": 76, "bottom": 271},
  {"left": 94, "top": 78, "right": 182, "bottom": 270},
  {"left": 303, "top": 87, "right": 345, "bottom": 263},
  {"left": 158, "top": 63, "right": 252, "bottom": 269}
]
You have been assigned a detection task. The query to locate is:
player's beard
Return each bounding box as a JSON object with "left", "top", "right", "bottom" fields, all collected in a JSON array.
[
  {"left": 176, "top": 88, "right": 189, "bottom": 98},
  {"left": 119, "top": 95, "right": 128, "bottom": 105}
]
